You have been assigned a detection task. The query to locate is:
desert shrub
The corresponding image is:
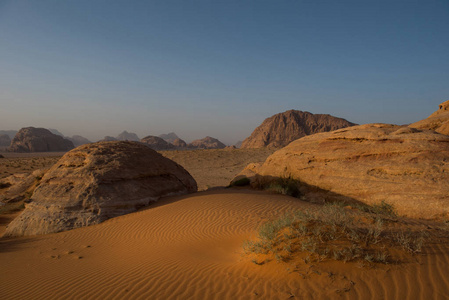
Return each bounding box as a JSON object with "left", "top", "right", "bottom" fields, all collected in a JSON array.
[
  {"left": 254, "top": 176, "right": 302, "bottom": 198},
  {"left": 244, "top": 203, "right": 428, "bottom": 266}
]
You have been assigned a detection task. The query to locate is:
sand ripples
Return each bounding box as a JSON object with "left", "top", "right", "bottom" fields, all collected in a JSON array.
[{"left": 1, "top": 190, "right": 449, "bottom": 299}]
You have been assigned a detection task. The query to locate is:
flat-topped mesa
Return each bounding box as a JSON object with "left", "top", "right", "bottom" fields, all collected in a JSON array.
[
  {"left": 188, "top": 136, "right": 226, "bottom": 149},
  {"left": 237, "top": 123, "right": 449, "bottom": 218},
  {"left": 409, "top": 100, "right": 449, "bottom": 136},
  {"left": 9, "top": 127, "right": 74, "bottom": 152},
  {"left": 241, "top": 110, "right": 356, "bottom": 149},
  {"left": 141, "top": 135, "right": 175, "bottom": 150},
  {"left": 3, "top": 141, "right": 197, "bottom": 237}
]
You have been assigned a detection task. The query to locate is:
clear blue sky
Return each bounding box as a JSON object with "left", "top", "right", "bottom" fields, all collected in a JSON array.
[{"left": 0, "top": 0, "right": 448, "bottom": 144}]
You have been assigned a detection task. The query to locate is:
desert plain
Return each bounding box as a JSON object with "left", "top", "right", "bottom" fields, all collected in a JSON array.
[{"left": 1, "top": 145, "right": 449, "bottom": 300}]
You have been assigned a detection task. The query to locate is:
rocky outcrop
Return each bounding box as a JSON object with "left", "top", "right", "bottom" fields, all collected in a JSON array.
[
  {"left": 172, "top": 138, "right": 187, "bottom": 148},
  {"left": 0, "top": 134, "right": 11, "bottom": 147},
  {"left": 67, "top": 135, "right": 91, "bottom": 147},
  {"left": 241, "top": 110, "right": 356, "bottom": 148},
  {"left": 188, "top": 136, "right": 226, "bottom": 149},
  {"left": 159, "top": 132, "right": 180, "bottom": 144},
  {"left": 117, "top": 131, "right": 140, "bottom": 141},
  {"left": 242, "top": 124, "right": 449, "bottom": 218},
  {"left": 3, "top": 141, "right": 197, "bottom": 237},
  {"left": 409, "top": 100, "right": 449, "bottom": 136},
  {"left": 9, "top": 127, "right": 75, "bottom": 153},
  {"left": 141, "top": 136, "right": 175, "bottom": 151}
]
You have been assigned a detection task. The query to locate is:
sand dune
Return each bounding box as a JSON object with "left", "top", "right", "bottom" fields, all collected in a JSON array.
[{"left": 1, "top": 189, "right": 448, "bottom": 299}]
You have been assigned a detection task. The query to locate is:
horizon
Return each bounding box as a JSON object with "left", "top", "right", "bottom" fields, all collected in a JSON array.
[{"left": 1, "top": 1, "right": 448, "bottom": 145}]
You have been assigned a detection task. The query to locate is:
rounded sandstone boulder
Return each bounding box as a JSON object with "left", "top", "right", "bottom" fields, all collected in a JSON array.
[
  {"left": 4, "top": 141, "right": 197, "bottom": 237},
  {"left": 252, "top": 124, "right": 449, "bottom": 218}
]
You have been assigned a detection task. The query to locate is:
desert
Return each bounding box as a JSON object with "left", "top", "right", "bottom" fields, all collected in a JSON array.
[
  {"left": 1, "top": 2, "right": 449, "bottom": 299},
  {"left": 1, "top": 103, "right": 449, "bottom": 299}
]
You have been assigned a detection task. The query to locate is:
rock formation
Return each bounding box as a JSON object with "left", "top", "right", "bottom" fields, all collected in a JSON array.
[
  {"left": 67, "top": 135, "right": 92, "bottom": 147},
  {"left": 188, "top": 136, "right": 226, "bottom": 149},
  {"left": 116, "top": 130, "right": 140, "bottom": 141},
  {"left": 0, "top": 134, "right": 11, "bottom": 147},
  {"left": 240, "top": 124, "right": 449, "bottom": 218},
  {"left": 141, "top": 135, "right": 175, "bottom": 150},
  {"left": 172, "top": 138, "right": 187, "bottom": 148},
  {"left": 409, "top": 100, "right": 449, "bottom": 135},
  {"left": 9, "top": 127, "right": 75, "bottom": 153},
  {"left": 159, "top": 132, "right": 180, "bottom": 143},
  {"left": 3, "top": 141, "right": 197, "bottom": 237},
  {"left": 241, "top": 110, "right": 356, "bottom": 148}
]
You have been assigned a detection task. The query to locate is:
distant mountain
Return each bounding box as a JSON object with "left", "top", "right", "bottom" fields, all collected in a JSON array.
[
  {"left": 99, "top": 136, "right": 118, "bottom": 142},
  {"left": 172, "top": 138, "right": 187, "bottom": 148},
  {"left": 0, "top": 130, "right": 18, "bottom": 139},
  {"left": 0, "top": 134, "right": 11, "bottom": 147},
  {"left": 234, "top": 141, "right": 243, "bottom": 148},
  {"left": 159, "top": 132, "right": 179, "bottom": 143},
  {"left": 116, "top": 131, "right": 139, "bottom": 141},
  {"left": 241, "top": 110, "right": 356, "bottom": 148},
  {"left": 141, "top": 135, "right": 175, "bottom": 150},
  {"left": 48, "top": 128, "right": 65, "bottom": 137},
  {"left": 188, "top": 136, "right": 226, "bottom": 149},
  {"left": 9, "top": 127, "right": 74, "bottom": 153},
  {"left": 67, "top": 135, "right": 92, "bottom": 147}
]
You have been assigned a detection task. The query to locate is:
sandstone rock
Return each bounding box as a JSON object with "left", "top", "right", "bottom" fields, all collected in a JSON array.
[
  {"left": 241, "top": 110, "right": 356, "bottom": 148},
  {"left": 116, "top": 130, "right": 140, "bottom": 141},
  {"left": 247, "top": 124, "right": 449, "bottom": 218},
  {"left": 0, "top": 134, "right": 11, "bottom": 147},
  {"left": 3, "top": 141, "right": 197, "bottom": 237},
  {"left": 409, "top": 100, "right": 449, "bottom": 135},
  {"left": 188, "top": 136, "right": 226, "bottom": 149},
  {"left": 9, "top": 127, "right": 75, "bottom": 153},
  {"left": 159, "top": 132, "right": 180, "bottom": 144},
  {"left": 141, "top": 136, "right": 175, "bottom": 150},
  {"left": 172, "top": 138, "right": 187, "bottom": 148},
  {"left": 68, "top": 135, "right": 92, "bottom": 147}
]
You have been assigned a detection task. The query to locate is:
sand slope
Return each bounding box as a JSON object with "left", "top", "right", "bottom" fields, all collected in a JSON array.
[{"left": 1, "top": 190, "right": 449, "bottom": 299}]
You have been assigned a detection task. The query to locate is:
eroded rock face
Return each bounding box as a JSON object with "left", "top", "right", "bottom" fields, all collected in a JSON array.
[
  {"left": 410, "top": 100, "right": 449, "bottom": 136},
  {"left": 241, "top": 110, "right": 356, "bottom": 148},
  {"left": 141, "top": 136, "right": 175, "bottom": 150},
  {"left": 250, "top": 124, "right": 449, "bottom": 218},
  {"left": 9, "top": 127, "right": 75, "bottom": 153},
  {"left": 3, "top": 141, "right": 197, "bottom": 237},
  {"left": 188, "top": 136, "right": 226, "bottom": 149}
]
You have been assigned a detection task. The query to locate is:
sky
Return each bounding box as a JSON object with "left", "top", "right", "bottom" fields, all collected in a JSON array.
[{"left": 0, "top": 0, "right": 448, "bottom": 145}]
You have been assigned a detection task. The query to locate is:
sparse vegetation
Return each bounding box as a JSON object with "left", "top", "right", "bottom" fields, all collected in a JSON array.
[
  {"left": 244, "top": 202, "right": 428, "bottom": 266},
  {"left": 253, "top": 176, "right": 302, "bottom": 198}
]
